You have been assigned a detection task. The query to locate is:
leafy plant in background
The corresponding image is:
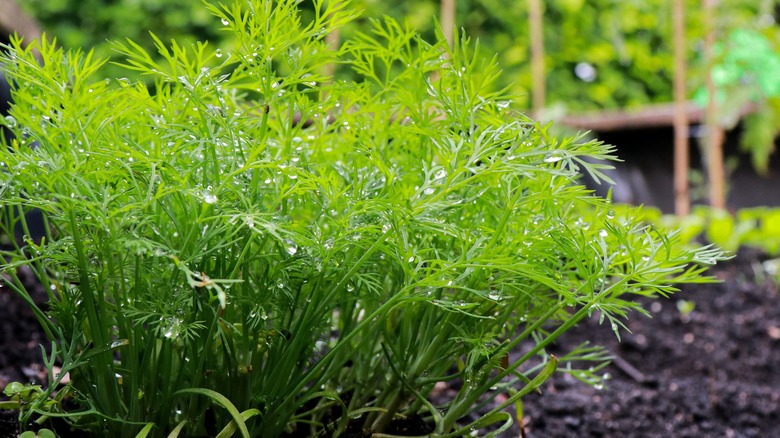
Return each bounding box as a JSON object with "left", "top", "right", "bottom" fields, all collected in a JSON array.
[
  {"left": 631, "top": 204, "right": 780, "bottom": 255},
  {"left": 693, "top": 28, "right": 780, "bottom": 175},
  {"left": 17, "top": 0, "right": 223, "bottom": 80},
  {"left": 647, "top": 203, "right": 780, "bottom": 299},
  {"left": 19, "top": 0, "right": 775, "bottom": 111},
  {"left": 20, "top": 0, "right": 780, "bottom": 175},
  {"left": 1, "top": 0, "right": 726, "bottom": 436}
]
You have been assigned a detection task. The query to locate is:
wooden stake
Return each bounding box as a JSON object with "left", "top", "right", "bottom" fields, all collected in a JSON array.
[
  {"left": 441, "top": 0, "right": 456, "bottom": 49},
  {"left": 528, "top": 0, "right": 545, "bottom": 117},
  {"left": 0, "top": 0, "right": 43, "bottom": 44},
  {"left": 703, "top": 0, "right": 725, "bottom": 209},
  {"left": 672, "top": 0, "right": 690, "bottom": 215},
  {"left": 0, "top": 0, "right": 44, "bottom": 61},
  {"left": 322, "top": 29, "right": 341, "bottom": 81}
]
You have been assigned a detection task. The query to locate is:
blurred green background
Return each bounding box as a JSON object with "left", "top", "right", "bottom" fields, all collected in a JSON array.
[
  {"left": 17, "top": 0, "right": 777, "bottom": 111},
  {"left": 14, "top": 0, "right": 778, "bottom": 173}
]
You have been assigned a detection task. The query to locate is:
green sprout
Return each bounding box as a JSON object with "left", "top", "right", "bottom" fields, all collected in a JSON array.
[{"left": 676, "top": 299, "right": 696, "bottom": 320}]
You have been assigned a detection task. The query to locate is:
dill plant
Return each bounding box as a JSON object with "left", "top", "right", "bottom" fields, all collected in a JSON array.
[{"left": 0, "top": 0, "right": 726, "bottom": 436}]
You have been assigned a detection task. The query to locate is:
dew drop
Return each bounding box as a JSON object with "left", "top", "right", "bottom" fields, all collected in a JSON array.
[
  {"left": 178, "top": 76, "right": 193, "bottom": 90},
  {"left": 110, "top": 340, "right": 128, "bottom": 349},
  {"left": 162, "top": 317, "right": 182, "bottom": 339},
  {"left": 543, "top": 151, "right": 564, "bottom": 163},
  {"left": 606, "top": 209, "right": 616, "bottom": 219},
  {"left": 423, "top": 187, "right": 435, "bottom": 195},
  {"left": 215, "top": 49, "right": 223, "bottom": 58},
  {"left": 202, "top": 188, "right": 218, "bottom": 204},
  {"left": 221, "top": 18, "right": 230, "bottom": 26},
  {"left": 284, "top": 239, "right": 298, "bottom": 256}
]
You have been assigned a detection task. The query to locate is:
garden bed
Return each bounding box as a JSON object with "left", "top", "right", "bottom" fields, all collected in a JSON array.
[
  {"left": 1, "top": 248, "right": 778, "bottom": 437},
  {"left": 520, "top": 247, "right": 780, "bottom": 437}
]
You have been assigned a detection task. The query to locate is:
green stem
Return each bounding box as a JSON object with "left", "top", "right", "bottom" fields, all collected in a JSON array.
[{"left": 68, "top": 208, "right": 123, "bottom": 417}]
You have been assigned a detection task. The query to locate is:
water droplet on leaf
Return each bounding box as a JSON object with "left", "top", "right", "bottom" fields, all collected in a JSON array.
[
  {"left": 284, "top": 239, "right": 298, "bottom": 256},
  {"left": 544, "top": 152, "right": 564, "bottom": 163}
]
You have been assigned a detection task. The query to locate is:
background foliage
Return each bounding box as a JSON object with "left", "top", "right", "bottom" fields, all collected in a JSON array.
[{"left": 20, "top": 0, "right": 780, "bottom": 111}]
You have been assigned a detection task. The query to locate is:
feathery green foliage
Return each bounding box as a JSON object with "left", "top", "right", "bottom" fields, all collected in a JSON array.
[{"left": 0, "top": 1, "right": 727, "bottom": 436}]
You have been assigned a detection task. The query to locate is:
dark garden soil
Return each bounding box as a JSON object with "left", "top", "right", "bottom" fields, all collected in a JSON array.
[
  {"left": 519, "top": 248, "right": 780, "bottom": 438},
  {"left": 1, "top": 249, "right": 779, "bottom": 437}
]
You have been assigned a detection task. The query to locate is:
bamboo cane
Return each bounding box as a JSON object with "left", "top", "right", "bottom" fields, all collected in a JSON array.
[
  {"left": 528, "top": 0, "right": 545, "bottom": 118},
  {"left": 441, "top": 0, "right": 456, "bottom": 49},
  {"left": 703, "top": 0, "right": 726, "bottom": 209},
  {"left": 322, "top": 28, "right": 340, "bottom": 81},
  {"left": 673, "top": 0, "right": 690, "bottom": 215}
]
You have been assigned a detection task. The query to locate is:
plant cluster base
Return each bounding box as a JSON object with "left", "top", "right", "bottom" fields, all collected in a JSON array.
[{"left": 2, "top": 249, "right": 778, "bottom": 437}]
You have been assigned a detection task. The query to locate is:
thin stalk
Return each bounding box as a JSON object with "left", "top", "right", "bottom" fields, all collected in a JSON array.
[
  {"left": 269, "top": 290, "right": 419, "bottom": 436},
  {"left": 68, "top": 208, "right": 123, "bottom": 418},
  {"left": 440, "top": 0, "right": 456, "bottom": 49},
  {"left": 0, "top": 273, "right": 56, "bottom": 341},
  {"left": 439, "top": 295, "right": 566, "bottom": 429},
  {"left": 672, "top": 0, "right": 689, "bottom": 215},
  {"left": 528, "top": 0, "right": 545, "bottom": 117},
  {"left": 703, "top": 0, "right": 725, "bottom": 209},
  {"left": 441, "top": 269, "right": 642, "bottom": 431},
  {"left": 366, "top": 315, "right": 454, "bottom": 430}
]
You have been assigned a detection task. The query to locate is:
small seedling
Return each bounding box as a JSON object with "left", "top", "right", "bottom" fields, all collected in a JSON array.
[
  {"left": 676, "top": 299, "right": 696, "bottom": 321},
  {"left": 20, "top": 429, "right": 56, "bottom": 438},
  {"left": 2, "top": 381, "right": 43, "bottom": 412}
]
